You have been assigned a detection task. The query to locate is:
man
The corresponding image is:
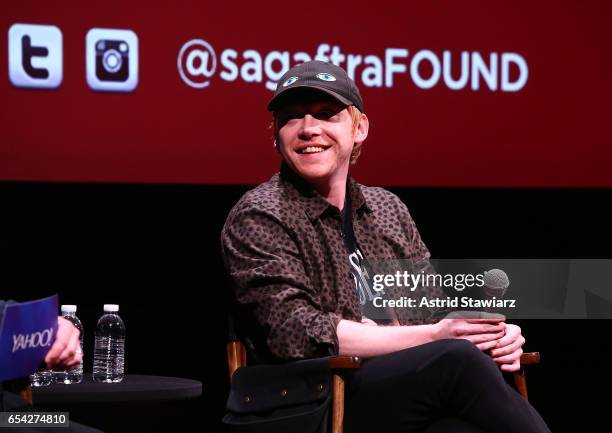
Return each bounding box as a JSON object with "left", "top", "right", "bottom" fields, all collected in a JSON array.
[{"left": 221, "top": 61, "right": 549, "bottom": 432}]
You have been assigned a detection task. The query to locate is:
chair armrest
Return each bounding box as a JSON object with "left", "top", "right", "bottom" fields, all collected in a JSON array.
[
  {"left": 330, "top": 356, "right": 361, "bottom": 369},
  {"left": 520, "top": 352, "right": 540, "bottom": 365},
  {"left": 330, "top": 352, "right": 538, "bottom": 369}
]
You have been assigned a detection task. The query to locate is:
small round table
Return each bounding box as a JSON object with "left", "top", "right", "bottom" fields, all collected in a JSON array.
[{"left": 32, "top": 374, "right": 202, "bottom": 404}]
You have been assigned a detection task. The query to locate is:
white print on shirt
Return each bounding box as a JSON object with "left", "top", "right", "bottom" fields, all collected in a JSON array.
[{"left": 349, "top": 248, "right": 383, "bottom": 305}]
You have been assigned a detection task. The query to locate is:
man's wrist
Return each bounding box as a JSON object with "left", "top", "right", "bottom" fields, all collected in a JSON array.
[
  {"left": 426, "top": 321, "right": 441, "bottom": 343},
  {"left": 397, "top": 322, "right": 440, "bottom": 348}
]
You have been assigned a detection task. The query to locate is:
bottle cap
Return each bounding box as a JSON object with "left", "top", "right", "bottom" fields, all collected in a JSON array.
[
  {"left": 61, "top": 305, "right": 77, "bottom": 313},
  {"left": 103, "top": 304, "right": 119, "bottom": 312}
]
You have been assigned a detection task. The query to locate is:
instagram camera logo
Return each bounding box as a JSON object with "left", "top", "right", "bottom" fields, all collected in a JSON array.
[
  {"left": 8, "top": 23, "right": 63, "bottom": 89},
  {"left": 86, "top": 28, "right": 138, "bottom": 92}
]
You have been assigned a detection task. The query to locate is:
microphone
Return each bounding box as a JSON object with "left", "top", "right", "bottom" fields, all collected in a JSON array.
[{"left": 482, "top": 269, "right": 510, "bottom": 313}]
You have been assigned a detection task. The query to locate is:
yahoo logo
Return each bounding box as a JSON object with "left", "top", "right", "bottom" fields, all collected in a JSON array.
[{"left": 12, "top": 328, "right": 54, "bottom": 353}]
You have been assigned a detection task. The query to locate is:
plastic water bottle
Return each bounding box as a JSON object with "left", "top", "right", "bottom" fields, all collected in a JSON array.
[
  {"left": 92, "top": 304, "right": 126, "bottom": 383},
  {"left": 30, "top": 369, "right": 53, "bottom": 387},
  {"left": 54, "top": 305, "right": 84, "bottom": 384}
]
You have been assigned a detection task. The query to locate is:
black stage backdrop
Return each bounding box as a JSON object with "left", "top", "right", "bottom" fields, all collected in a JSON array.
[{"left": 1, "top": 182, "right": 610, "bottom": 431}]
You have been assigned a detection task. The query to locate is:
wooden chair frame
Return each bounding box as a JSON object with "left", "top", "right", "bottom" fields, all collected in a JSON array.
[{"left": 227, "top": 340, "right": 540, "bottom": 433}]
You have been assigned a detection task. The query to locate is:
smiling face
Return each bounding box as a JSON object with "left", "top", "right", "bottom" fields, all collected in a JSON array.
[{"left": 274, "top": 90, "right": 368, "bottom": 189}]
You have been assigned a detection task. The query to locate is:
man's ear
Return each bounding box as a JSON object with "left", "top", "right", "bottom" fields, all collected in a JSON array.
[
  {"left": 354, "top": 113, "right": 369, "bottom": 144},
  {"left": 273, "top": 139, "right": 282, "bottom": 154}
]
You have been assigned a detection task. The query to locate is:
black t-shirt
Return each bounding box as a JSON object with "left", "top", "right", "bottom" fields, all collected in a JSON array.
[{"left": 340, "top": 191, "right": 395, "bottom": 324}]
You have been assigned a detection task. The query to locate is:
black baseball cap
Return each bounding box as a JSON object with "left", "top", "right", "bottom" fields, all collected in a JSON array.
[{"left": 267, "top": 60, "right": 364, "bottom": 113}]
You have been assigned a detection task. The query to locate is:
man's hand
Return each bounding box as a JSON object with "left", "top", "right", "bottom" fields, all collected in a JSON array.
[
  {"left": 488, "top": 323, "right": 525, "bottom": 372},
  {"left": 44, "top": 317, "right": 82, "bottom": 369},
  {"left": 434, "top": 315, "right": 506, "bottom": 350}
]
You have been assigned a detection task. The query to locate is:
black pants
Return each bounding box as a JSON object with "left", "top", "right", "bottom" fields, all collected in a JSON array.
[{"left": 344, "top": 339, "right": 550, "bottom": 433}]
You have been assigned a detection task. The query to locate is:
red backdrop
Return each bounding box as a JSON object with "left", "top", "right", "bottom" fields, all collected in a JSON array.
[{"left": 1, "top": 0, "right": 611, "bottom": 186}]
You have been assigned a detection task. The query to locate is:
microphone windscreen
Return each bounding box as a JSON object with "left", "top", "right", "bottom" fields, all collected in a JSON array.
[{"left": 483, "top": 269, "right": 510, "bottom": 296}]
